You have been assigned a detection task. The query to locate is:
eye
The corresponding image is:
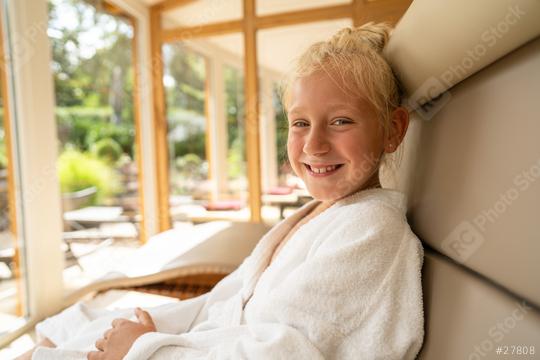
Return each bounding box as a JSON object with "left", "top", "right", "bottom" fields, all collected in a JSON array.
[
  {"left": 332, "top": 118, "right": 353, "bottom": 126},
  {"left": 291, "top": 120, "right": 309, "bottom": 128}
]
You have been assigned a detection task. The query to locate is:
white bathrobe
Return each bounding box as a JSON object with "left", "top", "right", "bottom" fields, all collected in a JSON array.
[{"left": 33, "top": 188, "right": 424, "bottom": 360}]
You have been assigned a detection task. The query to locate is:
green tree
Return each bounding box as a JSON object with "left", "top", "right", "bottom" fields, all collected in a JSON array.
[
  {"left": 48, "top": 0, "right": 134, "bottom": 124},
  {"left": 165, "top": 44, "right": 206, "bottom": 115},
  {"left": 224, "top": 65, "right": 245, "bottom": 181}
]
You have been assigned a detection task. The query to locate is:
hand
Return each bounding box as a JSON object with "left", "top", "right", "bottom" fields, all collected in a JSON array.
[{"left": 87, "top": 307, "right": 157, "bottom": 360}]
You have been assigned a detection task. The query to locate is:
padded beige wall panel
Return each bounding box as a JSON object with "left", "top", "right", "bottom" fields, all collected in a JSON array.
[
  {"left": 385, "top": 0, "right": 540, "bottom": 111},
  {"left": 407, "top": 36, "right": 540, "bottom": 307},
  {"left": 418, "top": 251, "right": 540, "bottom": 360}
]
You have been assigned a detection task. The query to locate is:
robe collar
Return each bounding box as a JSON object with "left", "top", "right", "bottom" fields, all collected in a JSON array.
[{"left": 239, "top": 187, "right": 406, "bottom": 307}]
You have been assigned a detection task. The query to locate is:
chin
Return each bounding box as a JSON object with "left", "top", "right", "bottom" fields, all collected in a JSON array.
[
  {"left": 306, "top": 187, "right": 343, "bottom": 202},
  {"left": 309, "top": 181, "right": 372, "bottom": 202}
]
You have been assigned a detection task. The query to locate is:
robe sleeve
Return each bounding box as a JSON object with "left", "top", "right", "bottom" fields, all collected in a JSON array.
[
  {"left": 33, "top": 261, "right": 245, "bottom": 350},
  {"left": 124, "top": 205, "right": 424, "bottom": 360},
  {"left": 152, "top": 263, "right": 246, "bottom": 335}
]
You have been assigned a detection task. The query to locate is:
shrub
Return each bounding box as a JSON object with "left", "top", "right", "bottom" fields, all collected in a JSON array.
[
  {"left": 0, "top": 140, "right": 6, "bottom": 170},
  {"left": 0, "top": 120, "right": 6, "bottom": 169},
  {"left": 84, "top": 122, "right": 134, "bottom": 156},
  {"left": 56, "top": 107, "right": 134, "bottom": 157},
  {"left": 227, "top": 137, "right": 245, "bottom": 180},
  {"left": 58, "top": 148, "right": 122, "bottom": 203},
  {"left": 56, "top": 107, "right": 111, "bottom": 149},
  {"left": 171, "top": 153, "right": 208, "bottom": 195},
  {"left": 175, "top": 153, "right": 206, "bottom": 179},
  {"left": 91, "top": 138, "right": 122, "bottom": 164}
]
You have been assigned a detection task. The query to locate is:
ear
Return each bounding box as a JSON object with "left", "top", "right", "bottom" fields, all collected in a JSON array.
[{"left": 383, "top": 106, "right": 409, "bottom": 153}]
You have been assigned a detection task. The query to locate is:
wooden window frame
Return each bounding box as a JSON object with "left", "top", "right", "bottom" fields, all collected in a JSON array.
[
  {"left": 0, "top": 0, "right": 22, "bottom": 319},
  {"left": 101, "top": 2, "right": 148, "bottom": 243}
]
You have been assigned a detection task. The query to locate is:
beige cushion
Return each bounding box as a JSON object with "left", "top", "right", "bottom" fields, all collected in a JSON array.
[
  {"left": 402, "top": 36, "right": 540, "bottom": 307},
  {"left": 385, "top": 0, "right": 540, "bottom": 112},
  {"left": 419, "top": 251, "right": 540, "bottom": 359}
]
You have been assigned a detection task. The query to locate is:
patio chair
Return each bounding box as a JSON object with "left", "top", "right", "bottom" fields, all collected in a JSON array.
[
  {"left": 63, "top": 206, "right": 140, "bottom": 239},
  {"left": 59, "top": 221, "right": 271, "bottom": 305}
]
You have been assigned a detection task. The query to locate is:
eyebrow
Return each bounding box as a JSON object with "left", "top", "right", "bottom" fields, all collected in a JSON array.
[{"left": 288, "top": 103, "right": 366, "bottom": 115}]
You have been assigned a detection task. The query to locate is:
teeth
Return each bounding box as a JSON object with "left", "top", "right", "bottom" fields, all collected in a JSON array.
[{"left": 309, "top": 164, "right": 338, "bottom": 174}]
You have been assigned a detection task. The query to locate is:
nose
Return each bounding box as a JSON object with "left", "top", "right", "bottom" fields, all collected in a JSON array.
[{"left": 303, "top": 127, "right": 330, "bottom": 156}]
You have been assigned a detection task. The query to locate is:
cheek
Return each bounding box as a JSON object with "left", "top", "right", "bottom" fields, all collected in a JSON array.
[
  {"left": 287, "top": 135, "right": 304, "bottom": 175},
  {"left": 342, "top": 134, "right": 382, "bottom": 166},
  {"left": 287, "top": 134, "right": 302, "bottom": 160}
]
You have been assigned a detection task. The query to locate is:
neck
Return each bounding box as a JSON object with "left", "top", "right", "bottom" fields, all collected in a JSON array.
[
  {"left": 320, "top": 170, "right": 382, "bottom": 208},
  {"left": 363, "top": 169, "right": 382, "bottom": 190}
]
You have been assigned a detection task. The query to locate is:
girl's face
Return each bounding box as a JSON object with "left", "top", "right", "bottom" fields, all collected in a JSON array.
[{"left": 287, "top": 71, "right": 386, "bottom": 202}]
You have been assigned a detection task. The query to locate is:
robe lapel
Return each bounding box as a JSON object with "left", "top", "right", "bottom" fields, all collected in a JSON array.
[{"left": 239, "top": 199, "right": 320, "bottom": 308}]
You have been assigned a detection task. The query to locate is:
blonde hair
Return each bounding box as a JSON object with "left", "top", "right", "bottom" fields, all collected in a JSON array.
[{"left": 281, "top": 21, "right": 405, "bottom": 172}]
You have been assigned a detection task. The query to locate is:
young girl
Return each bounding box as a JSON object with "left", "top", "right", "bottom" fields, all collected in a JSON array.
[{"left": 23, "top": 22, "right": 424, "bottom": 360}]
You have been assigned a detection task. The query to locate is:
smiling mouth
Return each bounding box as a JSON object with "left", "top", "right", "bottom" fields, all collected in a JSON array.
[{"left": 303, "top": 163, "right": 344, "bottom": 175}]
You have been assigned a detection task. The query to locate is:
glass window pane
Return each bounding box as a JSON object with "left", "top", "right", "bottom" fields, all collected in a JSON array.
[
  {"left": 163, "top": 43, "right": 209, "bottom": 207},
  {"left": 223, "top": 64, "right": 247, "bottom": 203},
  {"left": 165, "top": 33, "right": 250, "bottom": 225},
  {"left": 0, "top": 0, "right": 28, "bottom": 341},
  {"left": 0, "top": 47, "right": 25, "bottom": 337},
  {"left": 48, "top": 0, "right": 143, "bottom": 288}
]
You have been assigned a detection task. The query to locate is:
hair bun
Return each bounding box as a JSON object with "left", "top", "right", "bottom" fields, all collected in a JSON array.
[{"left": 330, "top": 21, "right": 393, "bottom": 53}]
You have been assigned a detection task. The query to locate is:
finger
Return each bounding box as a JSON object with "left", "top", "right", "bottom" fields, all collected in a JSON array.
[
  {"left": 87, "top": 351, "right": 104, "bottom": 360},
  {"left": 135, "top": 307, "right": 155, "bottom": 328},
  {"left": 103, "top": 328, "right": 113, "bottom": 340},
  {"left": 111, "top": 318, "right": 125, "bottom": 328},
  {"left": 95, "top": 337, "right": 106, "bottom": 351}
]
